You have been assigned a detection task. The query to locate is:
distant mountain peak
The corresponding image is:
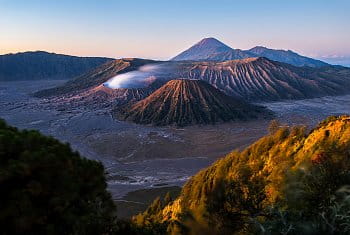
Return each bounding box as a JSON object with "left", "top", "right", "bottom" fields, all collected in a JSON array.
[
  {"left": 249, "top": 46, "right": 268, "bottom": 51},
  {"left": 194, "top": 37, "right": 232, "bottom": 48},
  {"left": 171, "top": 37, "right": 254, "bottom": 61},
  {"left": 249, "top": 46, "right": 295, "bottom": 54},
  {"left": 171, "top": 38, "right": 329, "bottom": 67},
  {"left": 251, "top": 45, "right": 266, "bottom": 49}
]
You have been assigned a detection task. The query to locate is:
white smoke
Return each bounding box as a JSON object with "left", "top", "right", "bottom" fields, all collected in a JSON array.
[{"left": 104, "top": 64, "right": 163, "bottom": 89}]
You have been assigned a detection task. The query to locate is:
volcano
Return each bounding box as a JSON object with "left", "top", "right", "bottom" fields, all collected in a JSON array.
[
  {"left": 171, "top": 37, "right": 328, "bottom": 67},
  {"left": 115, "top": 79, "right": 272, "bottom": 126},
  {"left": 171, "top": 37, "right": 253, "bottom": 61}
]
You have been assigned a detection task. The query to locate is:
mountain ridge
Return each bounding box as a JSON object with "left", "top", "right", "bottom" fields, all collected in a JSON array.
[
  {"left": 179, "top": 57, "right": 350, "bottom": 101},
  {"left": 34, "top": 58, "right": 159, "bottom": 98},
  {"left": 0, "top": 51, "right": 113, "bottom": 81},
  {"left": 171, "top": 37, "right": 329, "bottom": 67},
  {"left": 248, "top": 46, "right": 328, "bottom": 67}
]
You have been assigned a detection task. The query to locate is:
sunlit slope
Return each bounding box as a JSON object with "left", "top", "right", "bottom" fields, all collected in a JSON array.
[
  {"left": 116, "top": 79, "right": 272, "bottom": 126},
  {"left": 135, "top": 116, "right": 350, "bottom": 233}
]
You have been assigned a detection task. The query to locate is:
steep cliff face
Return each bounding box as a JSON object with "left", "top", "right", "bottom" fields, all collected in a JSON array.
[
  {"left": 115, "top": 79, "right": 272, "bottom": 126},
  {"left": 0, "top": 51, "right": 113, "bottom": 81}
]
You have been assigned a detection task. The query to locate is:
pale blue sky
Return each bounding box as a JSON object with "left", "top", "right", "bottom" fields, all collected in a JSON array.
[{"left": 1, "top": 0, "right": 349, "bottom": 60}]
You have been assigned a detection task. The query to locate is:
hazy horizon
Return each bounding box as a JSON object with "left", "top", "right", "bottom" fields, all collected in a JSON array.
[{"left": 1, "top": 0, "right": 349, "bottom": 64}]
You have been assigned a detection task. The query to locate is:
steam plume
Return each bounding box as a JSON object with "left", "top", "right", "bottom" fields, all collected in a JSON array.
[{"left": 104, "top": 63, "right": 177, "bottom": 89}]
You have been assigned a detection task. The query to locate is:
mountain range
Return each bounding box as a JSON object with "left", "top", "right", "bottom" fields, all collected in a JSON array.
[
  {"left": 35, "top": 56, "right": 350, "bottom": 103},
  {"left": 8, "top": 37, "right": 350, "bottom": 127},
  {"left": 172, "top": 37, "right": 328, "bottom": 67},
  {"left": 1, "top": 37, "right": 333, "bottom": 82},
  {"left": 0, "top": 51, "right": 113, "bottom": 81}
]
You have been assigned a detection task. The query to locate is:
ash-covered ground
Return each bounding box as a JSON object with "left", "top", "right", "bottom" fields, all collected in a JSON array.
[{"left": 1, "top": 80, "right": 350, "bottom": 199}]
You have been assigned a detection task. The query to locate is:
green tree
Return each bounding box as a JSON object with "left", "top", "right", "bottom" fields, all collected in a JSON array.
[{"left": 0, "top": 119, "right": 116, "bottom": 235}]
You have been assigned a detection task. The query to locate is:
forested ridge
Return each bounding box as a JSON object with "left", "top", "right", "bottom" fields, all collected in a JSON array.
[{"left": 134, "top": 116, "right": 350, "bottom": 234}]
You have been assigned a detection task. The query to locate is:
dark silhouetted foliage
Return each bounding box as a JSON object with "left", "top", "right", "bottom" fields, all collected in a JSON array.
[{"left": 0, "top": 119, "right": 116, "bottom": 235}]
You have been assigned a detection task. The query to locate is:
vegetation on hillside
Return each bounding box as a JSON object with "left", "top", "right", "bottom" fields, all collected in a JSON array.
[
  {"left": 1, "top": 116, "right": 350, "bottom": 234},
  {"left": 134, "top": 116, "right": 350, "bottom": 234}
]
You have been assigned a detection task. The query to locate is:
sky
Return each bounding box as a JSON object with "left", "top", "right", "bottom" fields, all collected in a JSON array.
[{"left": 1, "top": 0, "right": 349, "bottom": 63}]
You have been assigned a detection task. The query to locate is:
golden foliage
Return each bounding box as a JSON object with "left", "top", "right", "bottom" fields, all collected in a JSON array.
[{"left": 134, "top": 115, "right": 350, "bottom": 234}]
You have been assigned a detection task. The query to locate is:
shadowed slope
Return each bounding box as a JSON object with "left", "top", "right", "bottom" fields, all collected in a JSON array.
[{"left": 0, "top": 51, "right": 113, "bottom": 81}]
